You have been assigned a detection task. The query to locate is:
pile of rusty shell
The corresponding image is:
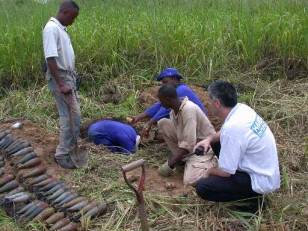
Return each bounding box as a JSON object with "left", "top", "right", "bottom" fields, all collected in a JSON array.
[{"left": 71, "top": 201, "right": 107, "bottom": 222}]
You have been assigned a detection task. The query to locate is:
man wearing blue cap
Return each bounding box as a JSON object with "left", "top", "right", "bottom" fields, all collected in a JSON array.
[{"left": 132, "top": 68, "right": 208, "bottom": 137}]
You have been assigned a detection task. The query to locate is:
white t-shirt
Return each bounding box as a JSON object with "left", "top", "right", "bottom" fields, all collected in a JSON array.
[
  {"left": 219, "top": 103, "right": 280, "bottom": 194},
  {"left": 43, "top": 17, "right": 75, "bottom": 73}
]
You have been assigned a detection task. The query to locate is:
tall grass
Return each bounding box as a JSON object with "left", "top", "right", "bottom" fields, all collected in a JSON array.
[{"left": 0, "top": 0, "right": 307, "bottom": 91}]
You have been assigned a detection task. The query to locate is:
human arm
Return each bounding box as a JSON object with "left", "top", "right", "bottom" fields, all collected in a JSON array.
[
  {"left": 46, "top": 58, "right": 72, "bottom": 94},
  {"left": 194, "top": 131, "right": 221, "bottom": 153},
  {"left": 206, "top": 167, "right": 231, "bottom": 177},
  {"left": 168, "top": 148, "right": 189, "bottom": 168}
]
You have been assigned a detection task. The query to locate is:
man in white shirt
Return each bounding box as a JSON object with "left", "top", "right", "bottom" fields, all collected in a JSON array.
[
  {"left": 195, "top": 80, "right": 280, "bottom": 210},
  {"left": 157, "top": 85, "right": 217, "bottom": 185},
  {"left": 42, "top": 1, "right": 80, "bottom": 169}
]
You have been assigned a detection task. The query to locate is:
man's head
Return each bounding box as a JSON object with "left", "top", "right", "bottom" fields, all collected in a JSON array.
[
  {"left": 57, "top": 1, "right": 79, "bottom": 26},
  {"left": 156, "top": 68, "right": 182, "bottom": 85},
  {"left": 207, "top": 80, "right": 237, "bottom": 118},
  {"left": 157, "top": 84, "right": 179, "bottom": 109}
]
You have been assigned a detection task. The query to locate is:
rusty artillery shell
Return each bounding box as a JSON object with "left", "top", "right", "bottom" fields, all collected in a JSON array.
[
  {"left": 12, "top": 193, "right": 32, "bottom": 203},
  {"left": 17, "top": 200, "right": 40, "bottom": 215},
  {"left": 21, "top": 202, "right": 49, "bottom": 223},
  {"left": 0, "top": 161, "right": 5, "bottom": 167},
  {"left": 14, "top": 152, "right": 37, "bottom": 165},
  {"left": 33, "top": 177, "right": 54, "bottom": 188},
  {"left": 84, "top": 202, "right": 107, "bottom": 219},
  {"left": 72, "top": 201, "right": 97, "bottom": 221},
  {"left": 50, "top": 218, "right": 71, "bottom": 231},
  {"left": 58, "top": 222, "right": 78, "bottom": 231},
  {"left": 45, "top": 212, "right": 65, "bottom": 225},
  {"left": 4, "top": 138, "right": 22, "bottom": 152},
  {"left": 26, "top": 174, "right": 49, "bottom": 185},
  {"left": 47, "top": 188, "right": 67, "bottom": 202},
  {"left": 67, "top": 200, "right": 88, "bottom": 212},
  {"left": 42, "top": 183, "right": 66, "bottom": 196},
  {"left": 38, "top": 181, "right": 63, "bottom": 193},
  {"left": 55, "top": 193, "right": 78, "bottom": 207},
  {"left": 0, "top": 175, "right": 15, "bottom": 187},
  {"left": 62, "top": 197, "right": 86, "bottom": 209},
  {"left": 0, "top": 180, "right": 19, "bottom": 193},
  {"left": 0, "top": 134, "right": 14, "bottom": 149},
  {"left": 11, "top": 147, "right": 33, "bottom": 158},
  {"left": 33, "top": 207, "right": 55, "bottom": 222},
  {"left": 6, "top": 186, "right": 25, "bottom": 197},
  {"left": 9, "top": 141, "right": 30, "bottom": 155},
  {"left": 52, "top": 191, "right": 73, "bottom": 204},
  {"left": 18, "top": 158, "right": 41, "bottom": 170},
  {"left": 19, "top": 201, "right": 46, "bottom": 219},
  {"left": 5, "top": 191, "right": 26, "bottom": 200},
  {"left": 20, "top": 165, "right": 46, "bottom": 179}
]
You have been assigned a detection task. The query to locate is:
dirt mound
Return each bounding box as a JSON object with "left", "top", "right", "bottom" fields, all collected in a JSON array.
[{"left": 138, "top": 85, "right": 222, "bottom": 130}]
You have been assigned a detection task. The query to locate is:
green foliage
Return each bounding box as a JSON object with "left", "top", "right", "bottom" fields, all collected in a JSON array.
[{"left": 0, "top": 0, "right": 307, "bottom": 90}]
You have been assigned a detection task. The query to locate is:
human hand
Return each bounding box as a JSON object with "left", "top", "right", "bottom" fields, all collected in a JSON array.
[
  {"left": 59, "top": 83, "right": 72, "bottom": 95},
  {"left": 141, "top": 125, "right": 151, "bottom": 139},
  {"left": 194, "top": 138, "right": 211, "bottom": 154}
]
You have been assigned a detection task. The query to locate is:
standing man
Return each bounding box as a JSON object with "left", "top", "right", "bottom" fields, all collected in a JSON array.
[
  {"left": 157, "top": 85, "right": 217, "bottom": 185},
  {"left": 195, "top": 80, "right": 280, "bottom": 209},
  {"left": 132, "top": 67, "right": 208, "bottom": 138},
  {"left": 43, "top": 1, "right": 80, "bottom": 169}
]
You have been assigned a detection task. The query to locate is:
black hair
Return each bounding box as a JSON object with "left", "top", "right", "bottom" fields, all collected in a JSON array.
[
  {"left": 60, "top": 0, "right": 79, "bottom": 12},
  {"left": 158, "top": 84, "right": 178, "bottom": 99},
  {"left": 208, "top": 80, "right": 237, "bottom": 107}
]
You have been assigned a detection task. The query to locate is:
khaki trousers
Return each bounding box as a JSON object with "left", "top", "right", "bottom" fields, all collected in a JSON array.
[{"left": 158, "top": 118, "right": 218, "bottom": 186}]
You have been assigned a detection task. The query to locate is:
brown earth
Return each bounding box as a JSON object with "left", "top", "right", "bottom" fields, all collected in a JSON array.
[{"left": 0, "top": 120, "right": 190, "bottom": 197}]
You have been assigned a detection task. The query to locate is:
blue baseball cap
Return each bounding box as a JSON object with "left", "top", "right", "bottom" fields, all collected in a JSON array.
[{"left": 156, "top": 68, "right": 183, "bottom": 81}]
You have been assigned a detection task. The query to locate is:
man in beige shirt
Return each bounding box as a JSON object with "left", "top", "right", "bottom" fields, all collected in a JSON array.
[{"left": 157, "top": 85, "right": 217, "bottom": 185}]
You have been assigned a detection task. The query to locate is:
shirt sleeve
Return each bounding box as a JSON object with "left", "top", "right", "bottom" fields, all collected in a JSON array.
[
  {"left": 144, "top": 102, "right": 170, "bottom": 121},
  {"left": 178, "top": 110, "right": 197, "bottom": 153},
  {"left": 43, "top": 26, "right": 59, "bottom": 59},
  {"left": 218, "top": 133, "right": 243, "bottom": 174}
]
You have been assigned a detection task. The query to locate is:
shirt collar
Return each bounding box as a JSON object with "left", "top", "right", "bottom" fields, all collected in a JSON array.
[
  {"left": 49, "top": 17, "right": 67, "bottom": 31},
  {"left": 171, "top": 96, "right": 188, "bottom": 119},
  {"left": 222, "top": 103, "right": 240, "bottom": 126}
]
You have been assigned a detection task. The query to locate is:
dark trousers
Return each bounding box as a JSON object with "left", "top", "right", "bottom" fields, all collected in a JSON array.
[{"left": 196, "top": 141, "right": 261, "bottom": 203}]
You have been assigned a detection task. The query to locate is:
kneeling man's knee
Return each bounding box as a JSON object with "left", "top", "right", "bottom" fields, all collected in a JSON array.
[{"left": 195, "top": 178, "right": 212, "bottom": 200}]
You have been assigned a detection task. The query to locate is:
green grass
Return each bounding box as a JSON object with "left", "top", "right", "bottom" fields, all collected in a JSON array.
[{"left": 0, "top": 0, "right": 307, "bottom": 90}]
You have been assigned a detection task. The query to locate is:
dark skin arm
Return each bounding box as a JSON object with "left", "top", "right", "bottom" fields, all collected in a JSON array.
[
  {"left": 168, "top": 148, "right": 189, "bottom": 169},
  {"left": 47, "top": 57, "right": 72, "bottom": 94}
]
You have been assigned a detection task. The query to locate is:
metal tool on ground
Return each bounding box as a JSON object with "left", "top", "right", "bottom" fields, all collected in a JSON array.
[
  {"left": 121, "top": 159, "right": 149, "bottom": 231},
  {"left": 64, "top": 94, "right": 88, "bottom": 168}
]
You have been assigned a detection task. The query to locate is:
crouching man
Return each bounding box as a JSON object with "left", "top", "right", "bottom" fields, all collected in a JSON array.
[
  {"left": 195, "top": 80, "right": 280, "bottom": 209},
  {"left": 157, "top": 85, "right": 217, "bottom": 185}
]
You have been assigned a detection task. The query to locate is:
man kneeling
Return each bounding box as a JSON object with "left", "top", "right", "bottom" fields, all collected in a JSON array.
[
  {"left": 195, "top": 80, "right": 280, "bottom": 209},
  {"left": 157, "top": 85, "right": 217, "bottom": 185}
]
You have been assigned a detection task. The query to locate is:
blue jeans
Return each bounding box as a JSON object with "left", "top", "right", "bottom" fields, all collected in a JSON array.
[{"left": 47, "top": 72, "right": 81, "bottom": 157}]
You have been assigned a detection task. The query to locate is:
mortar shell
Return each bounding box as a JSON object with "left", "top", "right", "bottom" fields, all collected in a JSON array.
[
  {"left": 26, "top": 174, "right": 49, "bottom": 185},
  {"left": 18, "top": 158, "right": 41, "bottom": 170},
  {"left": 11, "top": 147, "right": 34, "bottom": 158},
  {"left": 55, "top": 193, "right": 78, "bottom": 207},
  {"left": 84, "top": 202, "right": 107, "bottom": 219},
  {"left": 45, "top": 212, "right": 65, "bottom": 225},
  {"left": 33, "top": 207, "right": 55, "bottom": 222},
  {"left": 50, "top": 218, "right": 71, "bottom": 231},
  {"left": 0, "top": 174, "right": 15, "bottom": 187},
  {"left": 66, "top": 200, "right": 88, "bottom": 212},
  {"left": 0, "top": 180, "right": 19, "bottom": 193},
  {"left": 14, "top": 152, "right": 37, "bottom": 165},
  {"left": 20, "top": 165, "right": 46, "bottom": 180},
  {"left": 62, "top": 197, "right": 86, "bottom": 209},
  {"left": 58, "top": 222, "right": 78, "bottom": 231}
]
